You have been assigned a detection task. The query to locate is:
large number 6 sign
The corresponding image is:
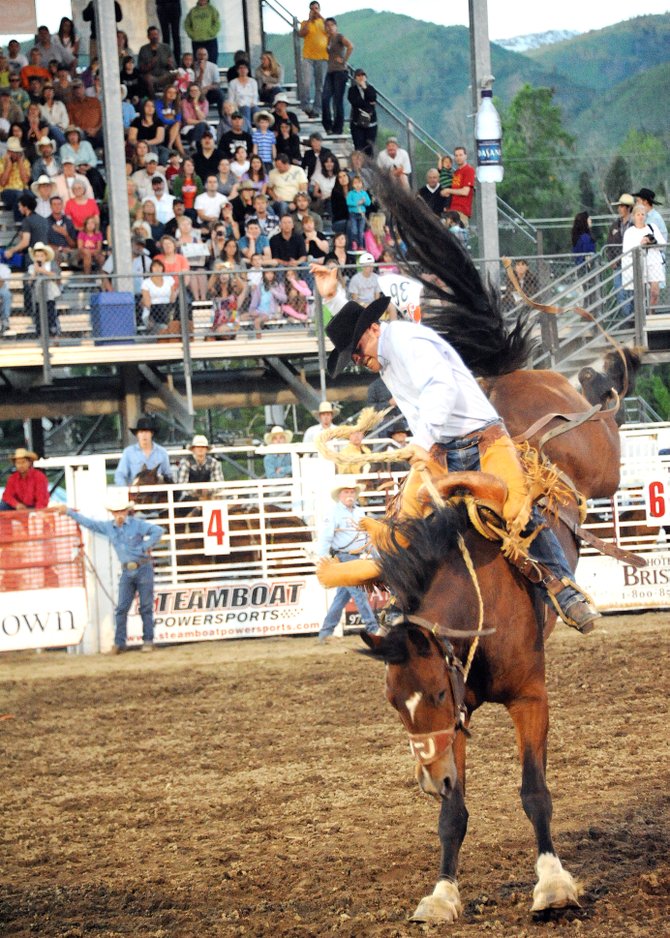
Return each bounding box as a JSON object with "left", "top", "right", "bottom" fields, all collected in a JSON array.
[{"left": 644, "top": 476, "right": 669, "bottom": 524}]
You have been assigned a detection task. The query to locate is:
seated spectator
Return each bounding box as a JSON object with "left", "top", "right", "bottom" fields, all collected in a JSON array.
[
  {"left": 229, "top": 180, "right": 257, "bottom": 228},
  {"left": 67, "top": 79, "right": 103, "bottom": 148},
  {"left": 140, "top": 198, "right": 166, "bottom": 242},
  {"left": 216, "top": 99, "right": 235, "bottom": 143},
  {"left": 250, "top": 192, "right": 279, "bottom": 238},
  {"left": 77, "top": 213, "right": 105, "bottom": 274},
  {"left": 31, "top": 137, "right": 61, "bottom": 182},
  {"left": 7, "top": 40, "right": 28, "bottom": 77},
  {"left": 147, "top": 175, "right": 175, "bottom": 224},
  {"left": 229, "top": 145, "right": 251, "bottom": 182},
  {"left": 20, "top": 48, "right": 50, "bottom": 90},
  {"left": 210, "top": 234, "right": 241, "bottom": 269},
  {"left": 310, "top": 152, "right": 338, "bottom": 215},
  {"left": 120, "top": 84, "right": 137, "bottom": 129},
  {"left": 8, "top": 79, "right": 30, "bottom": 116},
  {"left": 128, "top": 99, "right": 166, "bottom": 160},
  {"left": 0, "top": 448, "right": 49, "bottom": 511},
  {"left": 140, "top": 258, "right": 178, "bottom": 332},
  {"left": 192, "top": 46, "right": 223, "bottom": 112},
  {"left": 53, "top": 65, "right": 73, "bottom": 104},
  {"left": 171, "top": 157, "right": 203, "bottom": 218},
  {"left": 60, "top": 125, "right": 98, "bottom": 169},
  {"left": 46, "top": 194, "right": 78, "bottom": 265},
  {"left": 132, "top": 153, "right": 164, "bottom": 201},
  {"left": 263, "top": 427, "right": 293, "bottom": 478},
  {"left": 272, "top": 94, "right": 300, "bottom": 137},
  {"left": 117, "top": 30, "right": 134, "bottom": 68},
  {"left": 130, "top": 139, "right": 152, "bottom": 173},
  {"left": 40, "top": 83, "right": 69, "bottom": 135},
  {"left": 282, "top": 268, "right": 311, "bottom": 321},
  {"left": 194, "top": 174, "right": 228, "bottom": 226},
  {"left": 444, "top": 209, "right": 468, "bottom": 247},
  {"left": 270, "top": 214, "right": 306, "bottom": 267},
  {"left": 162, "top": 198, "right": 188, "bottom": 238},
  {"left": 330, "top": 170, "right": 351, "bottom": 236},
  {"left": 255, "top": 51, "right": 283, "bottom": 105},
  {"left": 245, "top": 272, "right": 286, "bottom": 336},
  {"left": 180, "top": 82, "right": 210, "bottom": 149},
  {"left": 155, "top": 85, "right": 183, "bottom": 154},
  {"left": 125, "top": 178, "right": 142, "bottom": 222},
  {"left": 51, "top": 16, "right": 79, "bottom": 71},
  {"left": 176, "top": 215, "right": 208, "bottom": 300},
  {"left": 301, "top": 215, "right": 328, "bottom": 262},
  {"left": 0, "top": 90, "right": 23, "bottom": 131},
  {"left": 120, "top": 56, "right": 142, "bottom": 106},
  {"left": 346, "top": 175, "right": 371, "bottom": 249},
  {"left": 290, "top": 191, "right": 323, "bottom": 236},
  {"left": 22, "top": 103, "right": 53, "bottom": 161},
  {"left": 348, "top": 252, "right": 380, "bottom": 305},
  {"left": 419, "top": 168, "right": 448, "bottom": 217},
  {"left": 215, "top": 158, "right": 239, "bottom": 199},
  {"left": 155, "top": 233, "right": 190, "bottom": 280},
  {"left": 53, "top": 157, "right": 93, "bottom": 203},
  {"left": 364, "top": 211, "right": 392, "bottom": 261},
  {"left": 239, "top": 218, "right": 271, "bottom": 263},
  {"left": 218, "top": 111, "right": 253, "bottom": 161},
  {"left": 251, "top": 110, "right": 276, "bottom": 168},
  {"left": 275, "top": 119, "right": 302, "bottom": 166},
  {"left": 26, "top": 75, "right": 47, "bottom": 108},
  {"left": 0, "top": 137, "right": 31, "bottom": 218},
  {"left": 65, "top": 179, "right": 99, "bottom": 230},
  {"left": 302, "top": 131, "right": 336, "bottom": 181},
  {"left": 165, "top": 151, "right": 182, "bottom": 186},
  {"left": 330, "top": 230, "right": 354, "bottom": 268},
  {"left": 31, "top": 175, "right": 57, "bottom": 217},
  {"left": 137, "top": 25, "right": 176, "bottom": 97},
  {"left": 227, "top": 61, "right": 258, "bottom": 131},
  {"left": 226, "top": 49, "right": 248, "bottom": 83},
  {"left": 243, "top": 154, "right": 268, "bottom": 196},
  {"left": 268, "top": 153, "right": 308, "bottom": 216},
  {"left": 175, "top": 51, "right": 195, "bottom": 95},
  {"left": 377, "top": 136, "right": 411, "bottom": 188},
  {"left": 193, "top": 129, "right": 222, "bottom": 182},
  {"left": 502, "top": 258, "right": 539, "bottom": 312}
]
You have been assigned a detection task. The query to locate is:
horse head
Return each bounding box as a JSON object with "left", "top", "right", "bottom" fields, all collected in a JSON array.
[
  {"left": 129, "top": 466, "right": 164, "bottom": 505},
  {"left": 362, "top": 622, "right": 464, "bottom": 800},
  {"left": 578, "top": 347, "right": 644, "bottom": 427}
]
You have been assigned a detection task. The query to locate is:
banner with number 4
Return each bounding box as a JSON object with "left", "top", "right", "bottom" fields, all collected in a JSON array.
[{"left": 202, "top": 501, "right": 230, "bottom": 555}]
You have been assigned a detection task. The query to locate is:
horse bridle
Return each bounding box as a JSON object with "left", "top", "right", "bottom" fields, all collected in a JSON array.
[{"left": 402, "top": 616, "right": 471, "bottom": 768}]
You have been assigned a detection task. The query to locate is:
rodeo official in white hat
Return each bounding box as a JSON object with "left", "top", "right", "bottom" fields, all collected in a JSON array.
[
  {"left": 313, "top": 474, "right": 379, "bottom": 642},
  {"left": 55, "top": 491, "right": 164, "bottom": 654},
  {"left": 177, "top": 434, "right": 225, "bottom": 487},
  {"left": 303, "top": 401, "right": 338, "bottom": 446}
]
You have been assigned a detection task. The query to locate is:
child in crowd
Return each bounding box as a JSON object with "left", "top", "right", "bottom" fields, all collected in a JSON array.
[
  {"left": 77, "top": 214, "right": 105, "bottom": 274},
  {"left": 244, "top": 268, "right": 286, "bottom": 337},
  {"left": 445, "top": 210, "right": 468, "bottom": 247},
  {"left": 439, "top": 154, "right": 453, "bottom": 203},
  {"left": 251, "top": 111, "right": 276, "bottom": 170},
  {"left": 28, "top": 242, "right": 61, "bottom": 337},
  {"left": 282, "top": 269, "right": 311, "bottom": 322},
  {"left": 345, "top": 175, "right": 371, "bottom": 250}
]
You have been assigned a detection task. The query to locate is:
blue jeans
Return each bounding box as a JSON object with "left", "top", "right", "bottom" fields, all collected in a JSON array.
[
  {"left": 347, "top": 213, "right": 366, "bottom": 249},
  {"left": 0, "top": 284, "right": 11, "bottom": 328},
  {"left": 441, "top": 437, "right": 578, "bottom": 609},
  {"left": 321, "top": 70, "right": 347, "bottom": 134},
  {"left": 115, "top": 562, "right": 154, "bottom": 647},
  {"left": 319, "top": 550, "right": 378, "bottom": 638},
  {"left": 301, "top": 58, "right": 326, "bottom": 114}
]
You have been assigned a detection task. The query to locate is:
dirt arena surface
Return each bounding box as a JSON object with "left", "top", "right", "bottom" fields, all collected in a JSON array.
[{"left": 1, "top": 612, "right": 668, "bottom": 938}]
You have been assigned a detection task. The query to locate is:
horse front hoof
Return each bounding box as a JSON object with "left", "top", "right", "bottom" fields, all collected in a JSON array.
[
  {"left": 531, "top": 853, "right": 581, "bottom": 912},
  {"left": 410, "top": 879, "right": 462, "bottom": 923}
]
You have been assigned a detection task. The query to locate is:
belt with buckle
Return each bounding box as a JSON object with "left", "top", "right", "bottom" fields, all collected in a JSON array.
[{"left": 123, "top": 558, "right": 150, "bottom": 571}]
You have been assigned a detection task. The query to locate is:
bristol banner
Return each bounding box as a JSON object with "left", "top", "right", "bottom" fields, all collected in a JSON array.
[
  {"left": 127, "top": 575, "right": 327, "bottom": 645},
  {"left": 0, "top": 587, "right": 88, "bottom": 651},
  {"left": 578, "top": 549, "right": 670, "bottom": 610}
]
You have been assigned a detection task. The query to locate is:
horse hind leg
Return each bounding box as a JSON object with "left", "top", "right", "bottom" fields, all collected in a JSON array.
[
  {"left": 507, "top": 692, "right": 581, "bottom": 913},
  {"left": 410, "top": 727, "right": 468, "bottom": 924}
]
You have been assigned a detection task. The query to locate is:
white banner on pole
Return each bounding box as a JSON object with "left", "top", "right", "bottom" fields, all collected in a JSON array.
[{"left": 0, "top": 587, "right": 88, "bottom": 651}]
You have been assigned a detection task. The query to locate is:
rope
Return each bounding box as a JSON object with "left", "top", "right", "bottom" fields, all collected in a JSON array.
[
  {"left": 316, "top": 405, "right": 417, "bottom": 470},
  {"left": 456, "top": 534, "right": 484, "bottom": 681}
]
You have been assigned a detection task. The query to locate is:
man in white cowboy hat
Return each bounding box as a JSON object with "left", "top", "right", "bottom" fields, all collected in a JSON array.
[
  {"left": 31, "top": 175, "right": 57, "bottom": 218},
  {"left": 263, "top": 426, "right": 294, "bottom": 479},
  {"left": 114, "top": 415, "right": 175, "bottom": 487},
  {"left": 1, "top": 447, "right": 49, "bottom": 511},
  {"left": 32, "top": 137, "right": 61, "bottom": 181},
  {"left": 315, "top": 475, "right": 378, "bottom": 641},
  {"left": 303, "top": 401, "right": 337, "bottom": 446},
  {"left": 55, "top": 494, "right": 164, "bottom": 654},
  {"left": 177, "top": 434, "right": 224, "bottom": 486}
]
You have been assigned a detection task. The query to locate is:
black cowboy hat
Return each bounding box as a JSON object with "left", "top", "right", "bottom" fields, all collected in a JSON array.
[
  {"left": 326, "top": 296, "right": 389, "bottom": 378},
  {"left": 631, "top": 188, "right": 663, "bottom": 205},
  {"left": 131, "top": 415, "right": 159, "bottom": 436}
]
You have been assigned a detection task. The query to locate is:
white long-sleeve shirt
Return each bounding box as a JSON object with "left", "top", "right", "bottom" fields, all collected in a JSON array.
[{"left": 376, "top": 320, "right": 498, "bottom": 449}]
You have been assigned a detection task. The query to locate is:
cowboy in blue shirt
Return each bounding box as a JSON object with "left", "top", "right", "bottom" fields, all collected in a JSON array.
[
  {"left": 114, "top": 414, "right": 174, "bottom": 486},
  {"left": 57, "top": 492, "right": 164, "bottom": 653}
]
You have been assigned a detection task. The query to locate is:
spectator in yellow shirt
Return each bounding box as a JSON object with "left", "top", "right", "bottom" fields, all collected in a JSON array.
[{"left": 297, "top": 2, "right": 328, "bottom": 119}]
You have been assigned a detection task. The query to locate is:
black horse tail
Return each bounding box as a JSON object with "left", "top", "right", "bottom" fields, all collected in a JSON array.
[{"left": 371, "top": 167, "right": 534, "bottom": 377}]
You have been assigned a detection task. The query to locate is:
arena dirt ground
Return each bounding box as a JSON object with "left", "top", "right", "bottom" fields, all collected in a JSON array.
[{"left": 1, "top": 612, "right": 668, "bottom": 938}]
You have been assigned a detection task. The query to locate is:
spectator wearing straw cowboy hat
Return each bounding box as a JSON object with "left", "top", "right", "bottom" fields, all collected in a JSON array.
[
  {"left": 31, "top": 174, "right": 57, "bottom": 217},
  {"left": 1, "top": 448, "right": 49, "bottom": 511},
  {"left": 315, "top": 475, "right": 378, "bottom": 641},
  {"left": 177, "top": 434, "right": 224, "bottom": 486},
  {"left": 114, "top": 415, "right": 174, "bottom": 487},
  {"left": 263, "top": 426, "right": 293, "bottom": 479},
  {"left": 303, "top": 400, "right": 337, "bottom": 445},
  {"left": 56, "top": 492, "right": 164, "bottom": 654}
]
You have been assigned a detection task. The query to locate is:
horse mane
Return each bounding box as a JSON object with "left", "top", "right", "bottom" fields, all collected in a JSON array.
[
  {"left": 604, "top": 346, "right": 644, "bottom": 397},
  {"left": 370, "top": 167, "right": 535, "bottom": 377},
  {"left": 376, "top": 503, "right": 470, "bottom": 613}
]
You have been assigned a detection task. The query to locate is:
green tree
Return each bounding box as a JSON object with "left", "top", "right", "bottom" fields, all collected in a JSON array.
[
  {"left": 498, "top": 85, "right": 575, "bottom": 219},
  {"left": 604, "top": 154, "right": 632, "bottom": 202},
  {"left": 634, "top": 366, "right": 670, "bottom": 420},
  {"left": 578, "top": 170, "right": 595, "bottom": 212},
  {"left": 620, "top": 130, "right": 667, "bottom": 198}
]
